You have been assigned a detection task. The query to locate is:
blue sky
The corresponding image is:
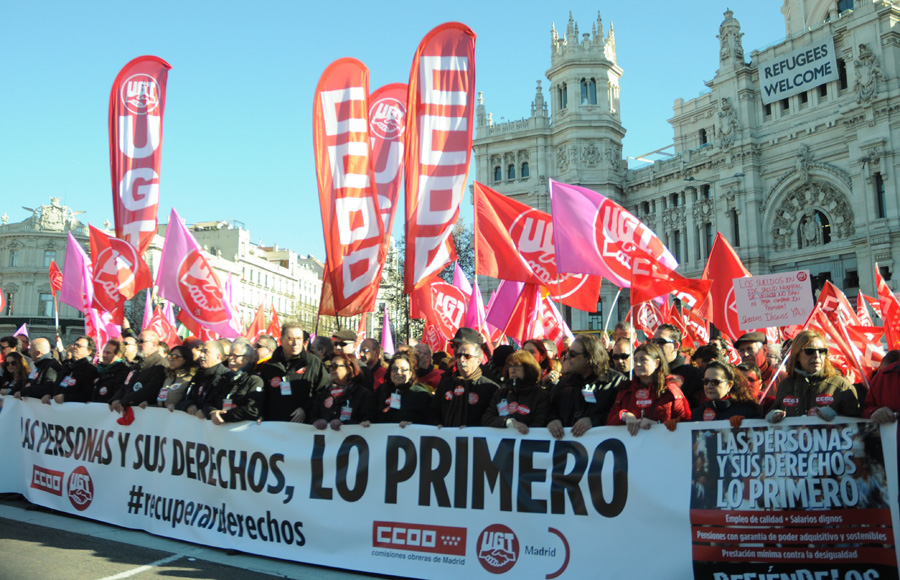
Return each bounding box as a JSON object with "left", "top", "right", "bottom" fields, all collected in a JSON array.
[{"left": 1, "top": 1, "right": 783, "bottom": 260}]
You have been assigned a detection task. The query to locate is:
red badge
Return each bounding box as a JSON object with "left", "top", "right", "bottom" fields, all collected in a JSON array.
[
  {"left": 444, "top": 391, "right": 453, "bottom": 401},
  {"left": 517, "top": 404, "right": 531, "bottom": 415},
  {"left": 636, "top": 388, "right": 652, "bottom": 408},
  {"left": 270, "top": 377, "right": 281, "bottom": 388},
  {"left": 703, "top": 408, "right": 716, "bottom": 422},
  {"left": 454, "top": 385, "right": 465, "bottom": 396},
  {"left": 296, "top": 368, "right": 306, "bottom": 374},
  {"left": 331, "top": 388, "right": 344, "bottom": 398},
  {"left": 783, "top": 396, "right": 799, "bottom": 407},
  {"left": 807, "top": 408, "right": 819, "bottom": 416},
  {"left": 324, "top": 396, "right": 334, "bottom": 409},
  {"left": 507, "top": 401, "right": 518, "bottom": 415},
  {"left": 468, "top": 393, "right": 479, "bottom": 405},
  {"left": 816, "top": 394, "right": 833, "bottom": 406}
]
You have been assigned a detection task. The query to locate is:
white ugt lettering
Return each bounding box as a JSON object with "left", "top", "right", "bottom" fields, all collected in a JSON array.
[{"left": 117, "top": 115, "right": 161, "bottom": 159}]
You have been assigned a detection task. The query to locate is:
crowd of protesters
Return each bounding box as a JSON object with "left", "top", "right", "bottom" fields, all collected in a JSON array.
[{"left": 1, "top": 318, "right": 899, "bottom": 436}]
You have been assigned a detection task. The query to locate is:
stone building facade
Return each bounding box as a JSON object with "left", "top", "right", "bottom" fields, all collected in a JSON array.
[{"left": 473, "top": 1, "right": 900, "bottom": 331}]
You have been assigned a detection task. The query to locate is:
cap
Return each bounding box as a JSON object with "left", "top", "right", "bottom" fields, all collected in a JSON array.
[
  {"left": 332, "top": 330, "right": 357, "bottom": 342},
  {"left": 451, "top": 327, "right": 483, "bottom": 346},
  {"left": 735, "top": 331, "right": 766, "bottom": 345}
]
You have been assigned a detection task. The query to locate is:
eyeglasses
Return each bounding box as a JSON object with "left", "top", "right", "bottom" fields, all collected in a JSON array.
[
  {"left": 228, "top": 352, "right": 248, "bottom": 358},
  {"left": 610, "top": 353, "right": 631, "bottom": 361},
  {"left": 702, "top": 378, "right": 726, "bottom": 386},
  {"left": 74, "top": 343, "right": 90, "bottom": 350},
  {"left": 652, "top": 338, "right": 676, "bottom": 346},
  {"left": 456, "top": 352, "right": 478, "bottom": 361},
  {"left": 253, "top": 344, "right": 265, "bottom": 349},
  {"left": 167, "top": 354, "right": 183, "bottom": 359},
  {"left": 137, "top": 339, "right": 152, "bottom": 344},
  {"left": 564, "top": 350, "right": 585, "bottom": 360},
  {"left": 803, "top": 348, "right": 829, "bottom": 357},
  {"left": 124, "top": 341, "right": 137, "bottom": 347},
  {"left": 333, "top": 341, "right": 348, "bottom": 348}
]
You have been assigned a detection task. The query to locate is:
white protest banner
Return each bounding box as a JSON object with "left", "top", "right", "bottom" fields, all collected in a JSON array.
[
  {"left": 0, "top": 399, "right": 896, "bottom": 580},
  {"left": 734, "top": 270, "right": 814, "bottom": 330},
  {"left": 758, "top": 36, "right": 839, "bottom": 105}
]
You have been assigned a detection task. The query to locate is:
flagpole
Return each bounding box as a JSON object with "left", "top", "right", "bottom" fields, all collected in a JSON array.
[
  {"left": 604, "top": 287, "right": 622, "bottom": 335},
  {"left": 53, "top": 295, "right": 60, "bottom": 337}
]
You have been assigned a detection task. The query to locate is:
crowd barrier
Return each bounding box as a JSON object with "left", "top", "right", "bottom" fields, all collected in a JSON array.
[{"left": 0, "top": 398, "right": 897, "bottom": 580}]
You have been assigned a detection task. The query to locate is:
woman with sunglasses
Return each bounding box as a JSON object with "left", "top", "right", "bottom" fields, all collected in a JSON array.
[
  {"left": 607, "top": 342, "right": 691, "bottom": 435},
  {"left": 374, "top": 352, "right": 432, "bottom": 426},
  {"left": 1, "top": 352, "right": 31, "bottom": 396},
  {"left": 767, "top": 330, "right": 860, "bottom": 423},
  {"left": 157, "top": 345, "right": 198, "bottom": 411},
  {"left": 692, "top": 361, "right": 759, "bottom": 426},
  {"left": 310, "top": 353, "right": 375, "bottom": 430},
  {"left": 483, "top": 350, "right": 550, "bottom": 434}
]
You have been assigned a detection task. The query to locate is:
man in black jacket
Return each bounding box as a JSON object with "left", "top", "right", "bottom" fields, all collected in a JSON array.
[
  {"left": 259, "top": 323, "right": 330, "bottom": 422},
  {"left": 49, "top": 336, "right": 99, "bottom": 404},
  {"left": 110, "top": 331, "right": 168, "bottom": 412},
  {"left": 15, "top": 338, "right": 63, "bottom": 400},
  {"left": 179, "top": 340, "right": 230, "bottom": 419},
  {"left": 211, "top": 339, "right": 264, "bottom": 424},
  {"left": 429, "top": 328, "right": 498, "bottom": 427}
]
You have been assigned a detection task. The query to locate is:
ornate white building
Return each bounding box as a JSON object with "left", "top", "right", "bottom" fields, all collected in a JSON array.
[{"left": 473, "top": 1, "right": 900, "bottom": 331}]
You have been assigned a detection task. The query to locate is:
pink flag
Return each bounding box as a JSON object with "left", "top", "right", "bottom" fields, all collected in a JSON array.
[
  {"left": 14, "top": 323, "right": 29, "bottom": 339},
  {"left": 163, "top": 300, "right": 176, "bottom": 326},
  {"left": 486, "top": 280, "right": 525, "bottom": 331},
  {"left": 381, "top": 308, "right": 395, "bottom": 356},
  {"left": 157, "top": 209, "right": 240, "bottom": 338},
  {"left": 541, "top": 296, "right": 574, "bottom": 352},
  {"left": 549, "top": 179, "right": 676, "bottom": 287},
  {"left": 464, "top": 280, "right": 487, "bottom": 330},
  {"left": 452, "top": 261, "right": 473, "bottom": 297},
  {"left": 60, "top": 233, "right": 93, "bottom": 313}
]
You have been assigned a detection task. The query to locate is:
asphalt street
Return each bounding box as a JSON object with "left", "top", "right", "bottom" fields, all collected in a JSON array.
[{"left": 0, "top": 497, "right": 397, "bottom": 580}]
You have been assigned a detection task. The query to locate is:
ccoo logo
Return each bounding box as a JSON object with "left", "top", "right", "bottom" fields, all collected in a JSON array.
[
  {"left": 477, "top": 524, "right": 519, "bottom": 574},
  {"left": 177, "top": 249, "right": 228, "bottom": 325},
  {"left": 121, "top": 74, "right": 162, "bottom": 115},
  {"left": 67, "top": 466, "right": 93, "bottom": 511}
]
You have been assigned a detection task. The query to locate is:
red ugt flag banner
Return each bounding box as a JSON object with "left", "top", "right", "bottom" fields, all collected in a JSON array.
[
  {"left": 474, "top": 182, "right": 601, "bottom": 311},
  {"left": 369, "top": 83, "right": 408, "bottom": 240},
  {"left": 695, "top": 233, "right": 750, "bottom": 342},
  {"left": 89, "top": 225, "right": 151, "bottom": 324},
  {"left": 875, "top": 263, "right": 900, "bottom": 350},
  {"left": 404, "top": 23, "right": 476, "bottom": 293},
  {"left": 314, "top": 58, "right": 385, "bottom": 316},
  {"left": 48, "top": 260, "right": 63, "bottom": 298},
  {"left": 109, "top": 56, "right": 171, "bottom": 256}
]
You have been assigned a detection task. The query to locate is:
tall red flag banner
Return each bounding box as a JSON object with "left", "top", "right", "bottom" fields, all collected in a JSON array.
[
  {"left": 369, "top": 83, "right": 408, "bottom": 238},
  {"left": 267, "top": 305, "right": 282, "bottom": 344},
  {"left": 244, "top": 304, "right": 267, "bottom": 342},
  {"left": 474, "top": 182, "right": 601, "bottom": 311},
  {"left": 48, "top": 260, "right": 63, "bottom": 298},
  {"left": 148, "top": 306, "right": 180, "bottom": 347},
  {"left": 630, "top": 246, "right": 711, "bottom": 309},
  {"left": 696, "top": 233, "right": 750, "bottom": 342},
  {"left": 314, "top": 58, "right": 385, "bottom": 316},
  {"left": 109, "top": 56, "right": 171, "bottom": 256},
  {"left": 89, "top": 225, "right": 152, "bottom": 324},
  {"left": 404, "top": 23, "right": 476, "bottom": 293},
  {"left": 411, "top": 276, "right": 468, "bottom": 342},
  {"left": 875, "top": 264, "right": 900, "bottom": 350}
]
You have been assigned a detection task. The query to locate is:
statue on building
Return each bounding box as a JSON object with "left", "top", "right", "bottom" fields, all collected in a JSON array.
[
  {"left": 796, "top": 144, "right": 813, "bottom": 184},
  {"left": 855, "top": 43, "right": 885, "bottom": 105},
  {"left": 800, "top": 210, "right": 823, "bottom": 248},
  {"left": 22, "top": 197, "right": 84, "bottom": 232},
  {"left": 582, "top": 141, "right": 601, "bottom": 166},
  {"left": 557, "top": 146, "right": 569, "bottom": 172},
  {"left": 717, "top": 10, "right": 745, "bottom": 66},
  {"left": 718, "top": 98, "right": 741, "bottom": 149}
]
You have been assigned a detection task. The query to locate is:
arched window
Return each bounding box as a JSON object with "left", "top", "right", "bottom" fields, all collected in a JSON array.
[
  {"left": 798, "top": 210, "right": 831, "bottom": 248},
  {"left": 581, "top": 79, "right": 589, "bottom": 104},
  {"left": 560, "top": 83, "right": 568, "bottom": 109},
  {"left": 589, "top": 79, "right": 597, "bottom": 104},
  {"left": 494, "top": 166, "right": 502, "bottom": 182},
  {"left": 521, "top": 162, "right": 530, "bottom": 178},
  {"left": 507, "top": 164, "right": 515, "bottom": 180}
]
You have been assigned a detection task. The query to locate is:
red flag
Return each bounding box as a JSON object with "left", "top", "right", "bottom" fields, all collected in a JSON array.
[
  {"left": 314, "top": 59, "right": 386, "bottom": 316},
  {"left": 48, "top": 260, "right": 63, "bottom": 298},
  {"left": 177, "top": 310, "right": 217, "bottom": 342},
  {"left": 857, "top": 292, "right": 874, "bottom": 327},
  {"left": 670, "top": 307, "right": 694, "bottom": 350},
  {"left": 421, "top": 323, "right": 448, "bottom": 354},
  {"left": 696, "top": 234, "right": 750, "bottom": 342},
  {"left": 369, "top": 83, "right": 408, "bottom": 242},
  {"left": 357, "top": 315, "right": 367, "bottom": 346},
  {"left": 474, "top": 182, "right": 601, "bottom": 311},
  {"left": 683, "top": 308, "right": 710, "bottom": 346},
  {"left": 803, "top": 307, "right": 866, "bottom": 384},
  {"left": 864, "top": 292, "right": 883, "bottom": 318},
  {"left": 499, "top": 284, "right": 542, "bottom": 344},
  {"left": 630, "top": 301, "right": 666, "bottom": 338},
  {"left": 815, "top": 281, "right": 860, "bottom": 326},
  {"left": 267, "top": 305, "right": 281, "bottom": 344},
  {"left": 411, "top": 276, "right": 468, "bottom": 342},
  {"left": 244, "top": 304, "right": 266, "bottom": 342},
  {"left": 89, "top": 225, "right": 151, "bottom": 323},
  {"left": 630, "top": 246, "right": 711, "bottom": 309},
  {"left": 404, "top": 23, "right": 477, "bottom": 292},
  {"left": 109, "top": 56, "right": 171, "bottom": 256},
  {"left": 875, "top": 264, "right": 900, "bottom": 350},
  {"left": 148, "top": 306, "right": 180, "bottom": 347}
]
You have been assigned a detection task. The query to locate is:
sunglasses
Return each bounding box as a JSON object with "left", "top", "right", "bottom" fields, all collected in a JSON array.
[
  {"left": 652, "top": 338, "right": 676, "bottom": 346},
  {"left": 702, "top": 378, "right": 727, "bottom": 386},
  {"left": 254, "top": 344, "right": 265, "bottom": 349},
  {"left": 455, "top": 352, "right": 478, "bottom": 361},
  {"left": 564, "top": 350, "right": 585, "bottom": 360},
  {"left": 803, "top": 348, "right": 829, "bottom": 356},
  {"left": 610, "top": 353, "right": 631, "bottom": 361},
  {"left": 333, "top": 341, "right": 348, "bottom": 348}
]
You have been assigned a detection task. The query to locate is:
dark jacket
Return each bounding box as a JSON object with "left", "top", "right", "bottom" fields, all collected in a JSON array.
[
  {"left": 669, "top": 354, "right": 704, "bottom": 407},
  {"left": 219, "top": 369, "right": 265, "bottom": 423},
  {"left": 547, "top": 370, "right": 626, "bottom": 427},
  {"left": 111, "top": 351, "right": 168, "bottom": 407},
  {"left": 177, "top": 363, "right": 231, "bottom": 416},
  {"left": 691, "top": 397, "right": 760, "bottom": 422},
  {"left": 259, "top": 347, "right": 330, "bottom": 422},
  {"left": 17, "top": 353, "right": 64, "bottom": 399},
  {"left": 429, "top": 372, "right": 499, "bottom": 427},
  {"left": 772, "top": 372, "right": 860, "bottom": 418},
  {"left": 92, "top": 361, "right": 131, "bottom": 403},
  {"left": 53, "top": 357, "right": 99, "bottom": 403},
  {"left": 310, "top": 378, "right": 375, "bottom": 425},
  {"left": 482, "top": 380, "right": 550, "bottom": 428},
  {"left": 374, "top": 381, "right": 433, "bottom": 424}
]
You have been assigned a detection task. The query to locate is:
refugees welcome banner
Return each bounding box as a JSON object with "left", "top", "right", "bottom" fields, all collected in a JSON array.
[{"left": 0, "top": 399, "right": 896, "bottom": 580}]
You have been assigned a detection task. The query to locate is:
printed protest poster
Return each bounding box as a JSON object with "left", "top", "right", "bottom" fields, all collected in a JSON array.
[
  {"left": 690, "top": 422, "right": 898, "bottom": 580},
  {"left": 734, "top": 270, "right": 814, "bottom": 330}
]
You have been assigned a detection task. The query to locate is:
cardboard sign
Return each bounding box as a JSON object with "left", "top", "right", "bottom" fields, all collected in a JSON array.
[{"left": 734, "top": 270, "right": 814, "bottom": 329}]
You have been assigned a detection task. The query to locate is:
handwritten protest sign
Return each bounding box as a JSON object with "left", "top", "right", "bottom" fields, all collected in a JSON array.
[{"left": 734, "top": 270, "right": 814, "bottom": 329}]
